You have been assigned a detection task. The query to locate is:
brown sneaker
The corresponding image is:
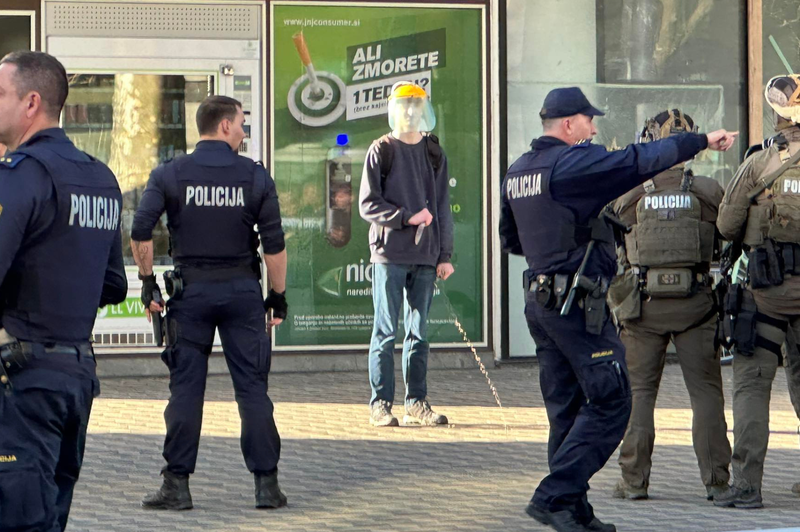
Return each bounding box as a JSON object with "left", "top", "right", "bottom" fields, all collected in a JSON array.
[
  {"left": 611, "top": 479, "right": 648, "bottom": 500},
  {"left": 792, "top": 482, "right": 800, "bottom": 495},
  {"left": 403, "top": 400, "right": 448, "bottom": 425},
  {"left": 369, "top": 400, "right": 399, "bottom": 427}
]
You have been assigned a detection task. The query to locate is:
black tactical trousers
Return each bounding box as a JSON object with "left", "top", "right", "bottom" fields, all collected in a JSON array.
[
  {"left": 160, "top": 278, "right": 280, "bottom": 476},
  {"left": 524, "top": 291, "right": 631, "bottom": 512},
  {"left": 0, "top": 345, "right": 97, "bottom": 531}
]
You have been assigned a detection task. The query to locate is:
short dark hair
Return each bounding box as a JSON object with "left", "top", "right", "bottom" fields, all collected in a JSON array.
[
  {"left": 196, "top": 95, "right": 242, "bottom": 135},
  {"left": 0, "top": 51, "right": 69, "bottom": 120}
]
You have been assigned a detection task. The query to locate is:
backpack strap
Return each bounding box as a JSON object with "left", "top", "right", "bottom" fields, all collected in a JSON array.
[
  {"left": 424, "top": 133, "right": 444, "bottom": 174},
  {"left": 376, "top": 134, "right": 394, "bottom": 190}
]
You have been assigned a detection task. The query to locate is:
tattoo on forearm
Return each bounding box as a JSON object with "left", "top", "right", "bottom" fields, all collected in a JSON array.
[{"left": 132, "top": 241, "right": 153, "bottom": 274}]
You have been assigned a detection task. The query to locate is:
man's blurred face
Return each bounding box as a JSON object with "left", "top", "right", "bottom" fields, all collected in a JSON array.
[
  {"left": 230, "top": 107, "right": 247, "bottom": 150},
  {"left": 565, "top": 113, "right": 597, "bottom": 144},
  {"left": 0, "top": 63, "right": 29, "bottom": 146},
  {"left": 392, "top": 97, "right": 424, "bottom": 133}
]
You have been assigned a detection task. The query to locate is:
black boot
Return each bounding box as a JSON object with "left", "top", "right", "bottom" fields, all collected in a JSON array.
[
  {"left": 255, "top": 471, "right": 288, "bottom": 509},
  {"left": 526, "top": 502, "right": 591, "bottom": 532},
  {"left": 142, "top": 471, "right": 193, "bottom": 510}
]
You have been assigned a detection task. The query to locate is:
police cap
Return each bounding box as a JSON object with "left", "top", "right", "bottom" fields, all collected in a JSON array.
[{"left": 539, "top": 87, "right": 605, "bottom": 119}]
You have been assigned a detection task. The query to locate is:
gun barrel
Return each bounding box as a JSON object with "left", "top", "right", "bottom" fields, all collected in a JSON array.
[
  {"left": 560, "top": 241, "right": 595, "bottom": 316},
  {"left": 151, "top": 287, "right": 165, "bottom": 347}
]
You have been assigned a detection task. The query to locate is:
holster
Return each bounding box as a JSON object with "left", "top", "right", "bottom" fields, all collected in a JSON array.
[
  {"left": 0, "top": 329, "right": 30, "bottom": 390},
  {"left": 722, "top": 285, "right": 758, "bottom": 355},
  {"left": 582, "top": 276, "right": 609, "bottom": 336},
  {"left": 163, "top": 269, "right": 184, "bottom": 299}
]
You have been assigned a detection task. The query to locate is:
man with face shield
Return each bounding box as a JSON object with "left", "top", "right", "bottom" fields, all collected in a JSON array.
[
  {"left": 714, "top": 74, "right": 800, "bottom": 509},
  {"left": 358, "top": 81, "right": 454, "bottom": 427},
  {"left": 608, "top": 110, "right": 730, "bottom": 503}
]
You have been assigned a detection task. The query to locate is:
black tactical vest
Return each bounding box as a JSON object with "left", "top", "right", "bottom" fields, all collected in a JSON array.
[
  {"left": 164, "top": 156, "right": 261, "bottom": 269},
  {"left": 503, "top": 145, "right": 615, "bottom": 276},
  {"left": 2, "top": 144, "right": 122, "bottom": 342}
]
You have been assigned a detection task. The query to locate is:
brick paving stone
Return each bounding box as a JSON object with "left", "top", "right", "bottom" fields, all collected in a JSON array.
[{"left": 64, "top": 363, "right": 800, "bottom": 532}]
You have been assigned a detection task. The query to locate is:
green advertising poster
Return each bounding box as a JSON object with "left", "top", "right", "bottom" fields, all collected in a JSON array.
[{"left": 270, "top": 2, "right": 485, "bottom": 348}]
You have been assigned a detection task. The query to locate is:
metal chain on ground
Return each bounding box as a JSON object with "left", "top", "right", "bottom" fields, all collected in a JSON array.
[{"left": 435, "top": 280, "right": 507, "bottom": 425}]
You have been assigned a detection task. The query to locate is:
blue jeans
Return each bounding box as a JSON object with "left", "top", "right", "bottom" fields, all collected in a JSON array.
[{"left": 369, "top": 263, "right": 437, "bottom": 408}]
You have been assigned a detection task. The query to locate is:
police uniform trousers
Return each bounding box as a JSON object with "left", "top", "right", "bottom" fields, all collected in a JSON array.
[
  {"left": 731, "top": 279, "right": 800, "bottom": 492},
  {"left": 618, "top": 288, "right": 730, "bottom": 490},
  {"left": 525, "top": 290, "right": 632, "bottom": 512},
  {"left": 0, "top": 344, "right": 98, "bottom": 532},
  {"left": 161, "top": 277, "right": 280, "bottom": 476}
]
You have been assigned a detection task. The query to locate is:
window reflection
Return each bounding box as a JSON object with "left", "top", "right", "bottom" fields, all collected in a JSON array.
[{"left": 63, "top": 74, "right": 214, "bottom": 265}]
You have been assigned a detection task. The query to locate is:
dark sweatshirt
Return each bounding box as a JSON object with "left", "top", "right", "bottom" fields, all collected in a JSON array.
[{"left": 359, "top": 135, "right": 454, "bottom": 267}]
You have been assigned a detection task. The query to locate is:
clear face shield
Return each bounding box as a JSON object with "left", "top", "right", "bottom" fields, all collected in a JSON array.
[
  {"left": 765, "top": 75, "right": 800, "bottom": 125},
  {"left": 387, "top": 83, "right": 436, "bottom": 133}
]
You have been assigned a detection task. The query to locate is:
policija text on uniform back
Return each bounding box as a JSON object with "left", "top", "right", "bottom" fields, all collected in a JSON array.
[{"left": 0, "top": 51, "right": 127, "bottom": 531}]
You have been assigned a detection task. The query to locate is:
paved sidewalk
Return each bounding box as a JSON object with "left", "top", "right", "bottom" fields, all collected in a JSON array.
[{"left": 69, "top": 362, "right": 800, "bottom": 531}]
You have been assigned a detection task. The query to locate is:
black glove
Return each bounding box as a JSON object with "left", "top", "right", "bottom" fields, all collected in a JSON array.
[
  {"left": 264, "top": 289, "right": 288, "bottom": 319},
  {"left": 139, "top": 273, "right": 161, "bottom": 308}
]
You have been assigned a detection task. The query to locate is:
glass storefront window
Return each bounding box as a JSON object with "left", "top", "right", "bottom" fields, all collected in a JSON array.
[
  {"left": 0, "top": 14, "right": 33, "bottom": 58},
  {"left": 63, "top": 73, "right": 214, "bottom": 266},
  {"left": 62, "top": 73, "right": 213, "bottom": 348}
]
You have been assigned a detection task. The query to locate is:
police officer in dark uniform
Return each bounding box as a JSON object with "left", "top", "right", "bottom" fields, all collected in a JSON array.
[
  {"left": 0, "top": 51, "right": 127, "bottom": 531},
  {"left": 499, "top": 87, "right": 736, "bottom": 532},
  {"left": 131, "top": 95, "right": 287, "bottom": 510}
]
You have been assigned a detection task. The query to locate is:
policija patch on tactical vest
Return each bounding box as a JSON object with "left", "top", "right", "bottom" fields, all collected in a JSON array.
[{"left": 591, "top": 350, "right": 613, "bottom": 359}]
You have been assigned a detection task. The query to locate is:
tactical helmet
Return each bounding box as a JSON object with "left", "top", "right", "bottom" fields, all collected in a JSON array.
[
  {"left": 765, "top": 74, "right": 800, "bottom": 124},
  {"left": 639, "top": 109, "right": 698, "bottom": 143}
]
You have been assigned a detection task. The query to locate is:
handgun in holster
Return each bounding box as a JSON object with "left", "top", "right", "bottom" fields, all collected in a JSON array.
[
  {"left": 163, "top": 269, "right": 184, "bottom": 299},
  {"left": 0, "top": 328, "right": 30, "bottom": 390},
  {"left": 575, "top": 275, "right": 610, "bottom": 335}
]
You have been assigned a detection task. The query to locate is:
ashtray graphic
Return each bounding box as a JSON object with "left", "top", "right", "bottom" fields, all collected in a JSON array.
[{"left": 288, "top": 32, "right": 347, "bottom": 127}]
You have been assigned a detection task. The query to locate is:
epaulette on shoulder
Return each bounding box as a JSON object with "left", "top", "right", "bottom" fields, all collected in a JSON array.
[
  {"left": 0, "top": 153, "right": 28, "bottom": 169},
  {"left": 569, "top": 139, "right": 591, "bottom": 148}
]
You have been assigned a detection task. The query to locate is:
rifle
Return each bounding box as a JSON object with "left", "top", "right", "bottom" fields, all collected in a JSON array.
[{"left": 560, "top": 241, "right": 596, "bottom": 317}]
